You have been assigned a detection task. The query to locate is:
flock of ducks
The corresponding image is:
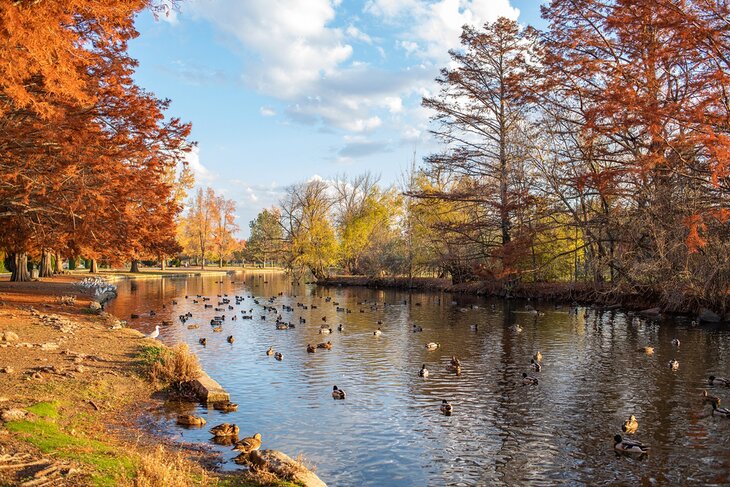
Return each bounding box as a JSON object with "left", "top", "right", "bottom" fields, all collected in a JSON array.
[{"left": 145, "top": 284, "right": 728, "bottom": 462}]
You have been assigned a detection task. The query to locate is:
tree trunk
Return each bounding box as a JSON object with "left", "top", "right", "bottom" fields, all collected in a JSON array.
[
  {"left": 68, "top": 257, "right": 77, "bottom": 271},
  {"left": 53, "top": 252, "right": 63, "bottom": 274},
  {"left": 160, "top": 255, "right": 166, "bottom": 271},
  {"left": 9, "top": 253, "right": 31, "bottom": 282},
  {"left": 219, "top": 256, "right": 223, "bottom": 268},
  {"left": 130, "top": 259, "right": 140, "bottom": 273},
  {"left": 89, "top": 259, "right": 99, "bottom": 273},
  {"left": 39, "top": 250, "right": 53, "bottom": 278}
]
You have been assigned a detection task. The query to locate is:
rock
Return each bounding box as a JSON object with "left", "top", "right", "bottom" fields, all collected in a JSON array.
[
  {"left": 0, "top": 366, "right": 14, "bottom": 374},
  {"left": 40, "top": 342, "right": 59, "bottom": 351},
  {"left": 17, "top": 342, "right": 33, "bottom": 348},
  {"left": 74, "top": 365, "right": 85, "bottom": 373},
  {"left": 1, "top": 331, "right": 19, "bottom": 343},
  {"left": 247, "top": 450, "right": 327, "bottom": 487},
  {"left": 186, "top": 371, "right": 229, "bottom": 403},
  {"left": 639, "top": 307, "right": 661, "bottom": 317},
  {"left": 89, "top": 301, "right": 102, "bottom": 311},
  {"left": 1, "top": 408, "right": 28, "bottom": 422},
  {"left": 698, "top": 308, "right": 721, "bottom": 323}
]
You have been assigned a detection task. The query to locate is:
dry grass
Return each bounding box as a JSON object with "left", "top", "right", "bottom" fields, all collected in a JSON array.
[
  {"left": 55, "top": 294, "right": 77, "bottom": 305},
  {"left": 130, "top": 446, "right": 216, "bottom": 487},
  {"left": 148, "top": 343, "right": 202, "bottom": 389}
]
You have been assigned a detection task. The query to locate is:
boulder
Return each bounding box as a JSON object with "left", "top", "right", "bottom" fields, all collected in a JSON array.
[
  {"left": 1, "top": 331, "right": 19, "bottom": 343},
  {"left": 639, "top": 307, "right": 661, "bottom": 317},
  {"left": 698, "top": 308, "right": 721, "bottom": 323},
  {"left": 1, "top": 408, "right": 28, "bottom": 422},
  {"left": 247, "top": 450, "right": 327, "bottom": 487},
  {"left": 89, "top": 301, "right": 102, "bottom": 311}
]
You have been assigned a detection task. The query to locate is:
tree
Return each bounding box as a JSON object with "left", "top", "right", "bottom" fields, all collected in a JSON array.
[
  {"left": 211, "top": 194, "right": 238, "bottom": 267},
  {"left": 246, "top": 208, "right": 285, "bottom": 266}
]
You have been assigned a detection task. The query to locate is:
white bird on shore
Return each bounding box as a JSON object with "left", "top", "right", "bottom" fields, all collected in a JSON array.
[{"left": 146, "top": 325, "right": 160, "bottom": 339}]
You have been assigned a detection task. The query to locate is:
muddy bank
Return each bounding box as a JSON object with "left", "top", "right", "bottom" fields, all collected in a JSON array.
[
  {"left": 0, "top": 277, "right": 310, "bottom": 486},
  {"left": 317, "top": 276, "right": 727, "bottom": 319}
]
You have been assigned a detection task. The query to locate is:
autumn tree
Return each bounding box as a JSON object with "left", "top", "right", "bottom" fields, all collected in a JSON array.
[
  {"left": 246, "top": 208, "right": 285, "bottom": 266},
  {"left": 211, "top": 194, "right": 239, "bottom": 267}
]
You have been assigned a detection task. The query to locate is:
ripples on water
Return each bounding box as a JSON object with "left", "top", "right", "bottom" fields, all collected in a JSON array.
[{"left": 105, "top": 272, "right": 730, "bottom": 486}]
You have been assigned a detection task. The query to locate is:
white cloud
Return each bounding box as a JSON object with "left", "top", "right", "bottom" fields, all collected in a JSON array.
[
  {"left": 185, "top": 146, "right": 213, "bottom": 181},
  {"left": 346, "top": 25, "right": 373, "bottom": 44},
  {"left": 259, "top": 106, "right": 276, "bottom": 117}
]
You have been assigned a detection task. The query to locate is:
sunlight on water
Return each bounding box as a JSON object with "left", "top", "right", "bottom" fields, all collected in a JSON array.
[{"left": 106, "top": 271, "right": 730, "bottom": 486}]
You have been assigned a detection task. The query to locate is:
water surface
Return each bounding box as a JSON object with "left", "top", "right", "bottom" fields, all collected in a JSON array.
[{"left": 106, "top": 271, "right": 730, "bottom": 486}]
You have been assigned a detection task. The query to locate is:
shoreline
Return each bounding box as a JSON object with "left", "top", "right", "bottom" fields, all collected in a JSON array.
[
  {"left": 0, "top": 276, "right": 314, "bottom": 486},
  {"left": 317, "top": 276, "right": 728, "bottom": 321}
]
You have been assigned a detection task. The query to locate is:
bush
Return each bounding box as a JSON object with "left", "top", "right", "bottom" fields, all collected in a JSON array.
[{"left": 144, "top": 344, "right": 202, "bottom": 390}]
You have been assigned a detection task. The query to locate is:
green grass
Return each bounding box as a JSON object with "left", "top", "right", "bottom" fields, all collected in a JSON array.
[
  {"left": 6, "top": 402, "right": 136, "bottom": 486},
  {"left": 137, "top": 345, "right": 165, "bottom": 366}
]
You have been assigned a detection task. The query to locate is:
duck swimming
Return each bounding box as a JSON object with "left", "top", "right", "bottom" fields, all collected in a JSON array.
[
  {"left": 668, "top": 359, "right": 679, "bottom": 370},
  {"left": 373, "top": 328, "right": 382, "bottom": 336},
  {"left": 274, "top": 352, "right": 283, "bottom": 361},
  {"left": 266, "top": 346, "right": 275, "bottom": 356},
  {"left": 671, "top": 338, "right": 680, "bottom": 347},
  {"left": 440, "top": 400, "right": 453, "bottom": 416},
  {"left": 530, "top": 359, "right": 542, "bottom": 372},
  {"left": 227, "top": 335, "right": 234, "bottom": 344},
  {"left": 210, "top": 423, "right": 239, "bottom": 437},
  {"left": 711, "top": 401, "right": 730, "bottom": 417},
  {"left": 622, "top": 415, "right": 638, "bottom": 434},
  {"left": 317, "top": 341, "right": 333, "bottom": 350},
  {"left": 332, "top": 385, "right": 346, "bottom": 400},
  {"left": 419, "top": 364, "right": 429, "bottom": 378},
  {"left": 533, "top": 351, "right": 543, "bottom": 362},
  {"left": 709, "top": 375, "right": 730, "bottom": 386},
  {"left": 613, "top": 434, "right": 649, "bottom": 455},
  {"left": 307, "top": 344, "right": 316, "bottom": 353},
  {"left": 232, "top": 433, "right": 262, "bottom": 453},
  {"left": 522, "top": 372, "right": 538, "bottom": 385},
  {"left": 702, "top": 389, "right": 721, "bottom": 406},
  {"left": 425, "top": 342, "right": 439, "bottom": 350}
]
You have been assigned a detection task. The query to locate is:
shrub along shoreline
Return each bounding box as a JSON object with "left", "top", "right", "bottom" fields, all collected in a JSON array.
[{"left": 317, "top": 276, "right": 729, "bottom": 320}]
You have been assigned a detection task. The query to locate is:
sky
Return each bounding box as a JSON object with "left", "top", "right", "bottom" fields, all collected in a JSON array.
[{"left": 129, "top": 0, "right": 547, "bottom": 238}]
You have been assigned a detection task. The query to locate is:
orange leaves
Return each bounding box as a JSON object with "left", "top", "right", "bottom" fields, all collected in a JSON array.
[{"left": 684, "top": 214, "right": 707, "bottom": 253}]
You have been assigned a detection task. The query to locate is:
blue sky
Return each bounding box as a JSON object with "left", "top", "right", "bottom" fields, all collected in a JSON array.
[{"left": 129, "top": 0, "right": 546, "bottom": 237}]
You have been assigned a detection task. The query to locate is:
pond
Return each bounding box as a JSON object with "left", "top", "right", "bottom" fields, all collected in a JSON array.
[{"left": 105, "top": 271, "right": 730, "bottom": 486}]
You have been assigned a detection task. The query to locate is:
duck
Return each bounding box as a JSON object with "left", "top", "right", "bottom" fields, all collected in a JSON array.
[
  {"left": 274, "top": 352, "right": 283, "bottom": 361},
  {"left": 266, "top": 346, "right": 275, "bottom": 356},
  {"left": 337, "top": 324, "right": 344, "bottom": 332},
  {"left": 176, "top": 415, "right": 206, "bottom": 426},
  {"left": 146, "top": 325, "right": 160, "bottom": 339},
  {"left": 522, "top": 372, "right": 538, "bottom": 385},
  {"left": 317, "top": 341, "right": 333, "bottom": 350},
  {"left": 373, "top": 328, "right": 382, "bottom": 336},
  {"left": 440, "top": 400, "right": 453, "bottom": 416},
  {"left": 530, "top": 359, "right": 542, "bottom": 372},
  {"left": 668, "top": 359, "right": 679, "bottom": 370},
  {"left": 709, "top": 375, "right": 730, "bottom": 387},
  {"left": 622, "top": 415, "right": 638, "bottom": 434},
  {"left": 307, "top": 344, "right": 316, "bottom": 353},
  {"left": 425, "top": 342, "right": 439, "bottom": 350},
  {"left": 212, "top": 326, "right": 223, "bottom": 333},
  {"left": 470, "top": 324, "right": 478, "bottom": 331},
  {"left": 199, "top": 338, "right": 207, "bottom": 346},
  {"left": 702, "top": 389, "right": 721, "bottom": 406},
  {"left": 640, "top": 346, "right": 654, "bottom": 355},
  {"left": 711, "top": 401, "right": 730, "bottom": 417},
  {"left": 412, "top": 324, "right": 423, "bottom": 332},
  {"left": 613, "top": 434, "right": 649, "bottom": 454},
  {"left": 332, "top": 385, "right": 346, "bottom": 400},
  {"left": 450, "top": 356, "right": 461, "bottom": 367},
  {"left": 671, "top": 338, "right": 680, "bottom": 347},
  {"left": 510, "top": 324, "right": 523, "bottom": 333},
  {"left": 232, "top": 433, "right": 262, "bottom": 453},
  {"left": 533, "top": 351, "right": 543, "bottom": 362},
  {"left": 419, "top": 364, "right": 429, "bottom": 378},
  {"left": 210, "top": 423, "right": 239, "bottom": 437},
  {"left": 227, "top": 335, "right": 234, "bottom": 344},
  {"left": 213, "top": 402, "right": 238, "bottom": 412}
]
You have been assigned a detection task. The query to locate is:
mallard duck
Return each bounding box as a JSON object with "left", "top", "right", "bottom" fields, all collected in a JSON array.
[
  {"left": 419, "top": 364, "right": 429, "bottom": 377},
  {"left": 319, "top": 327, "right": 332, "bottom": 334},
  {"left": 176, "top": 415, "right": 206, "bottom": 426},
  {"left": 622, "top": 415, "right": 638, "bottom": 434},
  {"left": 274, "top": 351, "right": 283, "bottom": 361},
  {"left": 210, "top": 423, "right": 239, "bottom": 437},
  {"left": 307, "top": 344, "right": 316, "bottom": 353},
  {"left": 232, "top": 433, "right": 262, "bottom": 453},
  {"left": 213, "top": 402, "right": 238, "bottom": 412},
  {"left": 412, "top": 324, "right": 423, "bottom": 332},
  {"left": 530, "top": 359, "right": 542, "bottom": 372},
  {"left": 276, "top": 323, "right": 288, "bottom": 330},
  {"left": 212, "top": 326, "right": 223, "bottom": 333},
  {"left": 317, "top": 341, "right": 333, "bottom": 350},
  {"left": 709, "top": 375, "right": 730, "bottom": 386},
  {"left": 450, "top": 356, "right": 461, "bottom": 367},
  {"left": 711, "top": 401, "right": 730, "bottom": 417},
  {"left": 227, "top": 335, "right": 234, "bottom": 344},
  {"left": 702, "top": 389, "right": 721, "bottom": 406},
  {"left": 510, "top": 324, "right": 523, "bottom": 333},
  {"left": 533, "top": 351, "right": 543, "bottom": 362},
  {"left": 266, "top": 346, "right": 274, "bottom": 356},
  {"left": 641, "top": 346, "right": 654, "bottom": 355},
  {"left": 332, "top": 385, "right": 346, "bottom": 400},
  {"left": 668, "top": 359, "right": 679, "bottom": 370},
  {"left": 671, "top": 338, "right": 680, "bottom": 347},
  {"left": 440, "top": 399, "right": 453, "bottom": 416},
  {"left": 522, "top": 372, "right": 538, "bottom": 385},
  {"left": 199, "top": 338, "right": 207, "bottom": 346},
  {"left": 425, "top": 342, "right": 439, "bottom": 350},
  {"left": 373, "top": 328, "right": 382, "bottom": 336},
  {"left": 337, "top": 324, "right": 344, "bottom": 332},
  {"left": 613, "top": 434, "right": 648, "bottom": 454}
]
